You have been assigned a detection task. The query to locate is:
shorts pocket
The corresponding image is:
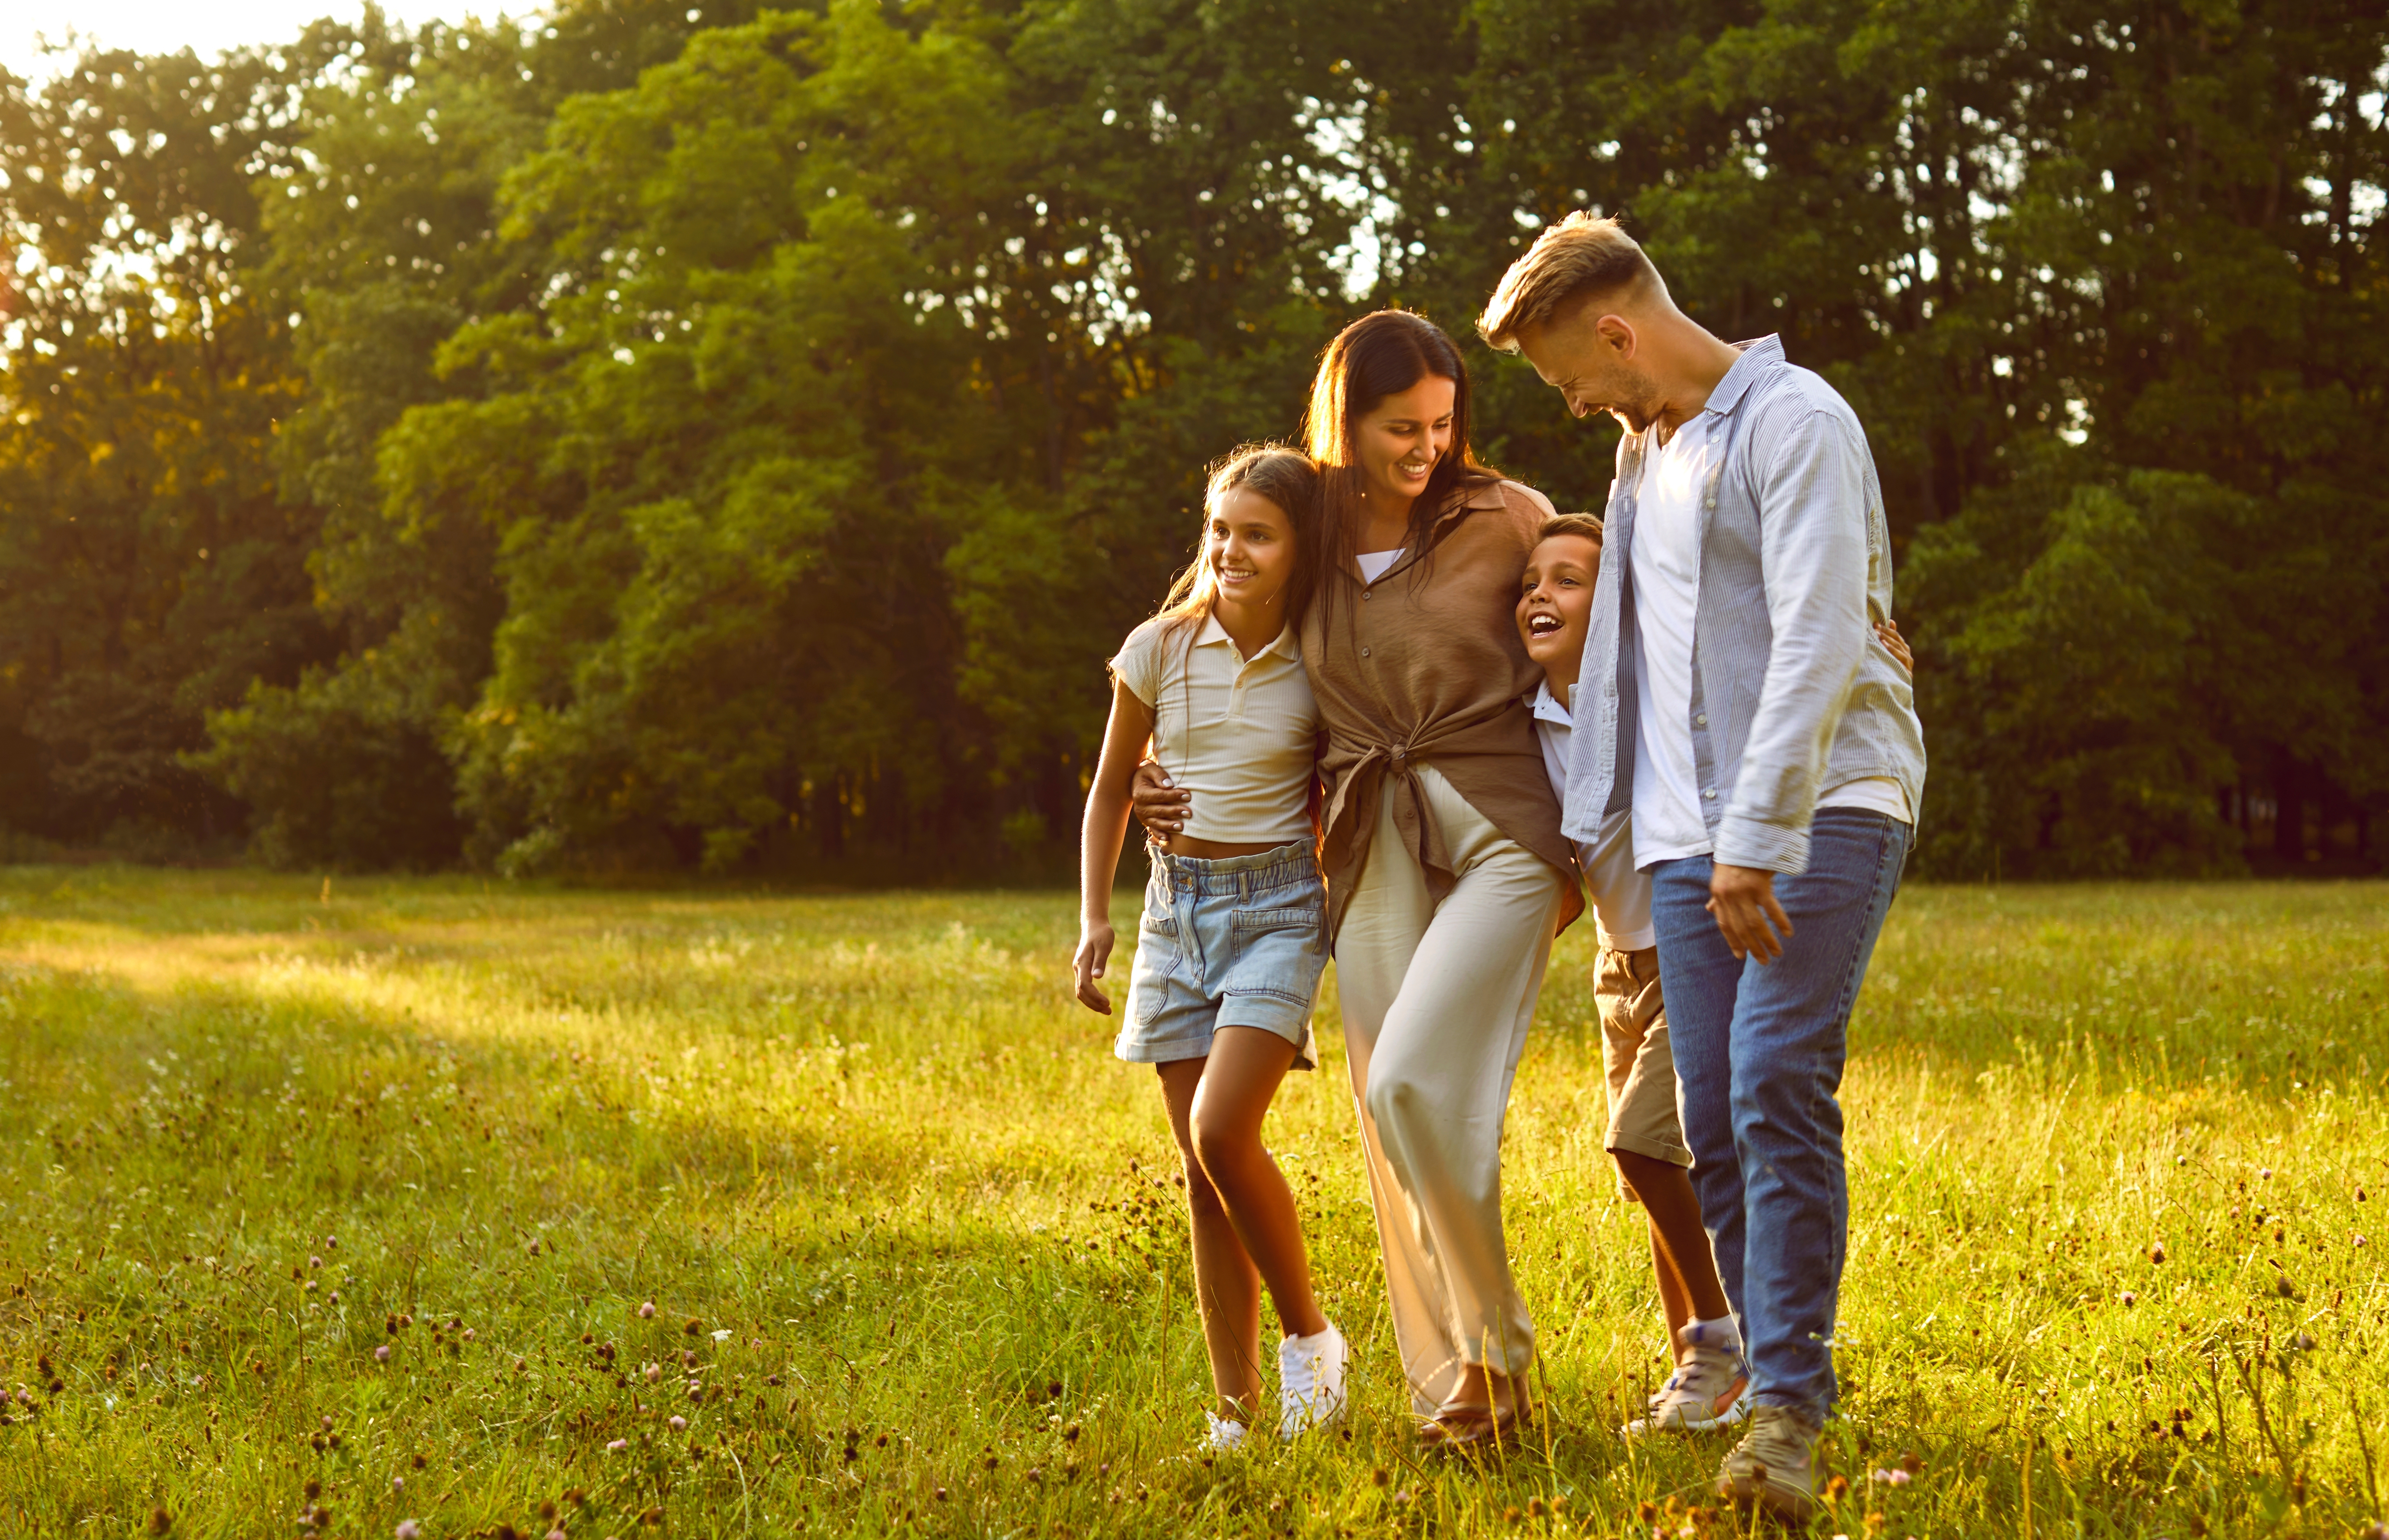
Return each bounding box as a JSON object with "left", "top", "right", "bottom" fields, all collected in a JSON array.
[
  {"left": 1226, "top": 902, "right": 1327, "bottom": 1005},
  {"left": 1131, "top": 894, "right": 1181, "bottom": 1024}
]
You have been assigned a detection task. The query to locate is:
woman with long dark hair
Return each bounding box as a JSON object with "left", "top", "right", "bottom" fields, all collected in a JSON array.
[{"left": 1142, "top": 311, "right": 1583, "bottom": 1445}]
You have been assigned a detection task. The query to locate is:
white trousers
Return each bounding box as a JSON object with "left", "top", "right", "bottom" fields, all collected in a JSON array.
[{"left": 1334, "top": 764, "right": 1561, "bottom": 1413}]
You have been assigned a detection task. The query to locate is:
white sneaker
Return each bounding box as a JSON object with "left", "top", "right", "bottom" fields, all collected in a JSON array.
[
  {"left": 1277, "top": 1321, "right": 1350, "bottom": 1438},
  {"left": 1622, "top": 1350, "right": 1750, "bottom": 1438},
  {"left": 1202, "top": 1412, "right": 1249, "bottom": 1453}
]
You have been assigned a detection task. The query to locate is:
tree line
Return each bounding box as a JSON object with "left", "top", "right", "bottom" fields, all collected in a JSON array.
[{"left": 1, "top": 0, "right": 2382, "bottom": 879}]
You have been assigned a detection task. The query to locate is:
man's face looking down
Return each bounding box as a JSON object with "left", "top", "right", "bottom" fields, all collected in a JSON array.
[{"left": 1513, "top": 297, "right": 1667, "bottom": 435}]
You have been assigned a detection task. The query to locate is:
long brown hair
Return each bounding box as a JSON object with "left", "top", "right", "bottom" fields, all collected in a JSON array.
[
  {"left": 1303, "top": 310, "right": 1497, "bottom": 617},
  {"left": 1151, "top": 444, "right": 1323, "bottom": 636}
]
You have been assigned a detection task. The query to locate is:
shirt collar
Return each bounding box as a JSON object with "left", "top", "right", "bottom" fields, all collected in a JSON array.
[
  {"left": 1199, "top": 611, "right": 1299, "bottom": 662},
  {"left": 1702, "top": 334, "right": 1782, "bottom": 416},
  {"left": 1530, "top": 679, "right": 1572, "bottom": 727}
]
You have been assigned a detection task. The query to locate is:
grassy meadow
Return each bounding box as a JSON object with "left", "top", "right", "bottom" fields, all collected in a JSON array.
[{"left": 0, "top": 869, "right": 2384, "bottom": 1539}]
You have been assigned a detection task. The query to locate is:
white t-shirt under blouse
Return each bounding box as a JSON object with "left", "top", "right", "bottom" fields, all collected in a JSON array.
[
  {"left": 1629, "top": 414, "right": 1721, "bottom": 868},
  {"left": 1354, "top": 549, "right": 1404, "bottom": 584},
  {"left": 1112, "top": 612, "right": 1318, "bottom": 846}
]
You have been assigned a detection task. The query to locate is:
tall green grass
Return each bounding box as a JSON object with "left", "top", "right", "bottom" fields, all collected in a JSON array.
[{"left": 0, "top": 870, "right": 2383, "bottom": 1537}]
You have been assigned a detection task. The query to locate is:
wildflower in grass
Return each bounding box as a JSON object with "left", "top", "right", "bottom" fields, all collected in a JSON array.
[
  {"left": 396, "top": 1525, "right": 420, "bottom": 1540},
  {"left": 375, "top": 1346, "right": 391, "bottom": 1363},
  {"left": 711, "top": 1329, "right": 731, "bottom": 1342},
  {"left": 669, "top": 1415, "right": 687, "bottom": 1432},
  {"left": 2120, "top": 1291, "right": 2137, "bottom": 1306},
  {"left": 148, "top": 1509, "right": 171, "bottom": 1535},
  {"left": 607, "top": 1439, "right": 627, "bottom": 1452},
  {"left": 683, "top": 1318, "right": 701, "bottom": 1336},
  {"left": 639, "top": 1302, "right": 656, "bottom": 1319}
]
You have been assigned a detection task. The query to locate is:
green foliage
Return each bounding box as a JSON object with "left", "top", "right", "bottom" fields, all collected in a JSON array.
[
  {"left": 3, "top": 873, "right": 2386, "bottom": 1531},
  {"left": 3, "top": 0, "right": 2384, "bottom": 873}
]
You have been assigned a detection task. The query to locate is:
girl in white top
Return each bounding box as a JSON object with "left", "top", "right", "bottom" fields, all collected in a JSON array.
[{"left": 1074, "top": 446, "right": 1349, "bottom": 1452}]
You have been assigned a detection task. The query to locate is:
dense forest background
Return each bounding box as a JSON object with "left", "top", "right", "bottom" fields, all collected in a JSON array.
[{"left": 1, "top": 0, "right": 2382, "bottom": 880}]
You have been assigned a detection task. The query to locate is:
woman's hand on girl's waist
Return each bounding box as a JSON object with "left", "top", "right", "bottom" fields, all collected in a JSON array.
[{"left": 1129, "top": 756, "right": 1192, "bottom": 836}]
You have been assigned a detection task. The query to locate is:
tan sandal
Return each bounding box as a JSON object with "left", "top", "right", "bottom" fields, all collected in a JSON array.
[{"left": 1419, "top": 1399, "right": 1529, "bottom": 1451}]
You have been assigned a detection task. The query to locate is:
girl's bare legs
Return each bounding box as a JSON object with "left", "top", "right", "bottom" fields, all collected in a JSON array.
[
  {"left": 1159, "top": 1027, "right": 1327, "bottom": 1424},
  {"left": 1188, "top": 1027, "right": 1327, "bottom": 1341},
  {"left": 1159, "top": 1057, "right": 1263, "bottom": 1421}
]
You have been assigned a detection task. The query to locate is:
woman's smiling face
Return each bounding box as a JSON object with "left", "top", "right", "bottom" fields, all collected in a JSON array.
[{"left": 1352, "top": 374, "right": 1456, "bottom": 511}]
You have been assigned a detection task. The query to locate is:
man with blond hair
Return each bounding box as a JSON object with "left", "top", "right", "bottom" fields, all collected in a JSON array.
[{"left": 1479, "top": 213, "right": 1925, "bottom": 1523}]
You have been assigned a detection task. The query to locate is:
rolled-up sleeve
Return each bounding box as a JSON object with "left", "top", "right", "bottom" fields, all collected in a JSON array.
[{"left": 1713, "top": 406, "right": 1870, "bottom": 873}]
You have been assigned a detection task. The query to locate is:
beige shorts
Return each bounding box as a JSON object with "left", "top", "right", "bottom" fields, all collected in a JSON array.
[{"left": 1596, "top": 946, "right": 1692, "bottom": 1196}]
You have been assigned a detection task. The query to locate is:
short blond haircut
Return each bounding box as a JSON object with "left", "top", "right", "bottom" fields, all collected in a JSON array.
[
  {"left": 1536, "top": 511, "right": 1604, "bottom": 545},
  {"left": 1477, "top": 213, "right": 1659, "bottom": 353}
]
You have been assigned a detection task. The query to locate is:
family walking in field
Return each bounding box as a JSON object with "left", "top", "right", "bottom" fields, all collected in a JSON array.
[{"left": 1072, "top": 214, "right": 1925, "bottom": 1524}]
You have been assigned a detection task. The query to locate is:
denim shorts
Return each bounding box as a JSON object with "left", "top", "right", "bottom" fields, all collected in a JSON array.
[{"left": 1116, "top": 839, "right": 1326, "bottom": 1070}]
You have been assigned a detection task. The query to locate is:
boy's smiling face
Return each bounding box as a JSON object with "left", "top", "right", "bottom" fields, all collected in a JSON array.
[{"left": 1516, "top": 532, "right": 1600, "bottom": 692}]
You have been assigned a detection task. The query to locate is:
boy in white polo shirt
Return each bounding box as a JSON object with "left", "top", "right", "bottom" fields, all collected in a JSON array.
[
  {"left": 1517, "top": 511, "right": 1913, "bottom": 1439},
  {"left": 1516, "top": 511, "right": 1748, "bottom": 1437}
]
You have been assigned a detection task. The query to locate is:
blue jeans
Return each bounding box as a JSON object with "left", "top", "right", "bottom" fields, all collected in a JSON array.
[{"left": 1648, "top": 809, "right": 1910, "bottom": 1424}]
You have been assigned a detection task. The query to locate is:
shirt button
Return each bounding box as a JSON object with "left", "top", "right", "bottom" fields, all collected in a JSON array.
[
  {"left": 1704, "top": 789, "right": 1718, "bottom": 800},
  {"left": 1362, "top": 591, "right": 1371, "bottom": 601},
  {"left": 1361, "top": 646, "right": 1371, "bottom": 658},
  {"left": 1695, "top": 713, "right": 1709, "bottom": 726}
]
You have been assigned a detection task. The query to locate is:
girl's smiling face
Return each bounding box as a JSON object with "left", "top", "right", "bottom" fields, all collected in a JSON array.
[
  {"left": 1352, "top": 375, "right": 1456, "bottom": 512},
  {"left": 1206, "top": 487, "right": 1299, "bottom": 610}
]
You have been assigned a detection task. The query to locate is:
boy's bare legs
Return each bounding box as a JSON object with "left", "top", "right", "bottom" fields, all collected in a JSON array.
[
  {"left": 1160, "top": 1057, "right": 1265, "bottom": 1421},
  {"left": 1187, "top": 1027, "right": 1328, "bottom": 1341},
  {"left": 1160, "top": 1028, "right": 1327, "bottom": 1425},
  {"left": 1615, "top": 1150, "right": 1733, "bottom": 1344}
]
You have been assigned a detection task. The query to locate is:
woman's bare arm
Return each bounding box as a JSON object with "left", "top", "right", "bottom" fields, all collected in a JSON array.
[{"left": 1075, "top": 679, "right": 1157, "bottom": 1013}]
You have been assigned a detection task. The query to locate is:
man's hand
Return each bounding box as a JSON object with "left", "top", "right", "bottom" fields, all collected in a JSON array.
[
  {"left": 1129, "top": 758, "right": 1191, "bottom": 836},
  {"left": 1707, "top": 863, "right": 1792, "bottom": 964},
  {"left": 1072, "top": 921, "right": 1116, "bottom": 1013}
]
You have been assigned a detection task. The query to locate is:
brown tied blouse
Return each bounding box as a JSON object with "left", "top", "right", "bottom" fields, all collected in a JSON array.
[{"left": 1301, "top": 476, "right": 1587, "bottom": 942}]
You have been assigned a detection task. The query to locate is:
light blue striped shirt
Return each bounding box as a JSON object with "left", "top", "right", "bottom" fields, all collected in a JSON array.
[{"left": 1561, "top": 336, "right": 1927, "bottom": 874}]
